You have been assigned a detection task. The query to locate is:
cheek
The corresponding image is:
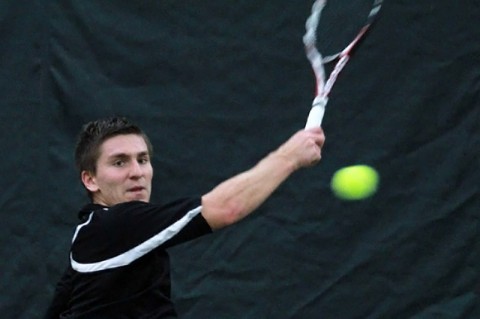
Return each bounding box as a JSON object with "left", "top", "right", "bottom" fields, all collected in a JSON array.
[{"left": 98, "top": 170, "right": 126, "bottom": 187}]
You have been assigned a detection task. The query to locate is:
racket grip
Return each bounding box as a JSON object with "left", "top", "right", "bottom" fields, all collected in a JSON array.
[{"left": 305, "top": 97, "right": 327, "bottom": 129}]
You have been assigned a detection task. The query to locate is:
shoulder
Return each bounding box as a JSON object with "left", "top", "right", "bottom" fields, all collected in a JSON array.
[
  {"left": 87, "top": 198, "right": 204, "bottom": 230},
  {"left": 109, "top": 197, "right": 202, "bottom": 217}
]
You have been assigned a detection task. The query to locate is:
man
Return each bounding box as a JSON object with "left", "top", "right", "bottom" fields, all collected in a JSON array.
[{"left": 45, "top": 117, "right": 325, "bottom": 318}]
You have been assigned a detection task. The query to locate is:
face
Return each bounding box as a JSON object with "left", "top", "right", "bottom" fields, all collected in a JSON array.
[{"left": 82, "top": 134, "right": 153, "bottom": 206}]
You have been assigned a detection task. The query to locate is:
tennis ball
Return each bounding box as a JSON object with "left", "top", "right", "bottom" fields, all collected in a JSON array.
[{"left": 331, "top": 165, "right": 379, "bottom": 200}]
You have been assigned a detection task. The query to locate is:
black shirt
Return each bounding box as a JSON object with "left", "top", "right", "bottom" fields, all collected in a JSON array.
[{"left": 45, "top": 198, "right": 212, "bottom": 319}]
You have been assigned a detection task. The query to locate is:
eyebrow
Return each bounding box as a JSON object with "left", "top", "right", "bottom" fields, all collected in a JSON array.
[{"left": 107, "top": 151, "right": 150, "bottom": 160}]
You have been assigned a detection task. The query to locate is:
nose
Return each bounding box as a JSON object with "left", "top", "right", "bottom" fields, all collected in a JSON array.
[{"left": 129, "top": 161, "right": 144, "bottom": 179}]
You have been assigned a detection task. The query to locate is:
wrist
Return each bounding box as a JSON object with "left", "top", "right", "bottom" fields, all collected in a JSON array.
[{"left": 268, "top": 150, "right": 299, "bottom": 175}]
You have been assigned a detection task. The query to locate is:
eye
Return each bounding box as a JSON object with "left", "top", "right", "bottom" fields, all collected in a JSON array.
[
  {"left": 113, "top": 160, "right": 125, "bottom": 167},
  {"left": 138, "top": 156, "right": 150, "bottom": 165}
]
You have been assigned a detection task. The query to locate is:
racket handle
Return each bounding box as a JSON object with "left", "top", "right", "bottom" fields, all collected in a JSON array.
[{"left": 305, "top": 97, "right": 327, "bottom": 129}]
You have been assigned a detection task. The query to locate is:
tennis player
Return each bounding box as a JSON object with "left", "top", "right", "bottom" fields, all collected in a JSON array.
[{"left": 44, "top": 116, "right": 325, "bottom": 319}]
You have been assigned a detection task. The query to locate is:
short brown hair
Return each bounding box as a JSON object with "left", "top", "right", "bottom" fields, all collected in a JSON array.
[{"left": 75, "top": 117, "right": 153, "bottom": 175}]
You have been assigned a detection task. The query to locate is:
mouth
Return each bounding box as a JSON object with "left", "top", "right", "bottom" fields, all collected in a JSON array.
[{"left": 127, "top": 186, "right": 145, "bottom": 193}]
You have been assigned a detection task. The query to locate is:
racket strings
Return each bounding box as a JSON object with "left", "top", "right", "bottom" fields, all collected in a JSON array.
[{"left": 303, "top": 0, "right": 382, "bottom": 128}]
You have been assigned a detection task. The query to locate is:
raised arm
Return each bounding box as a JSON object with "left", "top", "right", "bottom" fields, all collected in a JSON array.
[{"left": 201, "top": 127, "right": 325, "bottom": 230}]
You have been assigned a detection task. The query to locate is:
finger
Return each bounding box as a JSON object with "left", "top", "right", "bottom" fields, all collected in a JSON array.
[
  {"left": 304, "top": 127, "right": 323, "bottom": 134},
  {"left": 314, "top": 131, "right": 325, "bottom": 146},
  {"left": 309, "top": 153, "right": 321, "bottom": 166}
]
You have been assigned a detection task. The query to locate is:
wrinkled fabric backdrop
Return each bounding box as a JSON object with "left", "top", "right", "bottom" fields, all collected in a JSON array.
[{"left": 0, "top": 0, "right": 478, "bottom": 318}]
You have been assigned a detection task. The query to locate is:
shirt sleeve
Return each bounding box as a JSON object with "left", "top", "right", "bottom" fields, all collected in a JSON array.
[
  {"left": 70, "top": 197, "right": 212, "bottom": 272},
  {"left": 115, "top": 197, "right": 212, "bottom": 249},
  {"left": 162, "top": 209, "right": 212, "bottom": 248}
]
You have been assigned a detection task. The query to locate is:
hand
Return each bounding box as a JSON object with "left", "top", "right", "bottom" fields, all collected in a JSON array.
[{"left": 275, "top": 127, "right": 325, "bottom": 170}]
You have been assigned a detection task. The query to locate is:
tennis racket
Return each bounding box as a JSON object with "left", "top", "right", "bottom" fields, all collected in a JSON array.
[{"left": 304, "top": 0, "right": 383, "bottom": 129}]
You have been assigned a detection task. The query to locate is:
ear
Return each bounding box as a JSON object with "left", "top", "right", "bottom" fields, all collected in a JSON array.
[{"left": 81, "top": 170, "right": 99, "bottom": 193}]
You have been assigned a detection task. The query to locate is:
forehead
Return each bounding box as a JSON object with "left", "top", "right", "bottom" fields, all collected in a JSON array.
[{"left": 99, "top": 134, "right": 149, "bottom": 158}]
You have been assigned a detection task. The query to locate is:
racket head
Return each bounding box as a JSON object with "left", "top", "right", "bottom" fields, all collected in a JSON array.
[
  {"left": 303, "top": 0, "right": 383, "bottom": 128},
  {"left": 314, "top": 0, "right": 382, "bottom": 60}
]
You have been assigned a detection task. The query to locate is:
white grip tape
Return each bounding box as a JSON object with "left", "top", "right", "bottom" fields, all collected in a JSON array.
[{"left": 305, "top": 97, "right": 327, "bottom": 129}]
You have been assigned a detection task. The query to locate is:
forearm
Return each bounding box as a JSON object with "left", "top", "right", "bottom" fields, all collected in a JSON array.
[
  {"left": 201, "top": 128, "right": 325, "bottom": 230},
  {"left": 202, "top": 150, "right": 297, "bottom": 230}
]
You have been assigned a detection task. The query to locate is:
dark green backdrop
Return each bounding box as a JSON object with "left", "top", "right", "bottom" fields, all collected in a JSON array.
[{"left": 1, "top": 1, "right": 478, "bottom": 318}]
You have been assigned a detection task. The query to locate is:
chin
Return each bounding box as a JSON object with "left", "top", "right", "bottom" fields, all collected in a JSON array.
[{"left": 128, "top": 194, "right": 150, "bottom": 203}]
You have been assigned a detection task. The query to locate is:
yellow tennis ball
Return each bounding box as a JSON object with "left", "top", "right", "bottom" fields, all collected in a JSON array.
[{"left": 331, "top": 165, "right": 379, "bottom": 200}]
